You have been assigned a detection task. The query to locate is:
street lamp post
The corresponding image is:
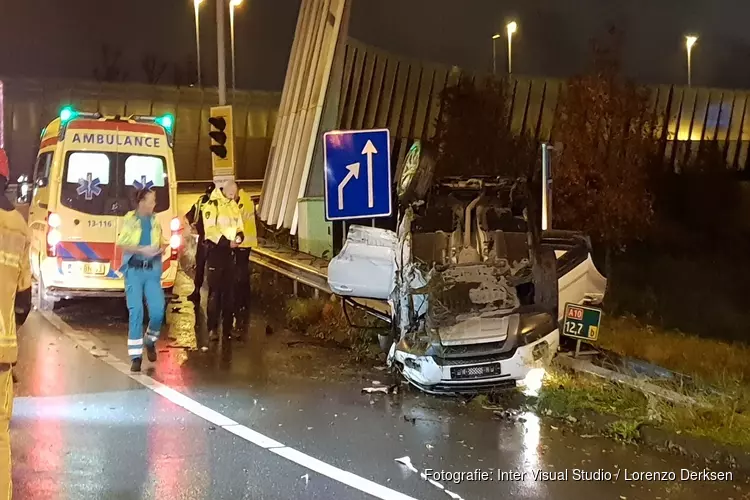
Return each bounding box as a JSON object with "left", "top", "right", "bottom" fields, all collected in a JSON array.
[
  {"left": 492, "top": 34, "right": 501, "bottom": 75},
  {"left": 230, "top": 0, "right": 243, "bottom": 102},
  {"left": 193, "top": 0, "right": 203, "bottom": 87},
  {"left": 217, "top": 0, "right": 227, "bottom": 105},
  {"left": 506, "top": 21, "right": 517, "bottom": 75},
  {"left": 685, "top": 35, "right": 698, "bottom": 87}
]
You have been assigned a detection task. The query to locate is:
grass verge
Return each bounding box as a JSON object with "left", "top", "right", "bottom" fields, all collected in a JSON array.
[
  {"left": 286, "top": 296, "right": 387, "bottom": 363},
  {"left": 598, "top": 315, "right": 750, "bottom": 387},
  {"left": 537, "top": 367, "right": 650, "bottom": 443},
  {"left": 540, "top": 316, "right": 750, "bottom": 450}
]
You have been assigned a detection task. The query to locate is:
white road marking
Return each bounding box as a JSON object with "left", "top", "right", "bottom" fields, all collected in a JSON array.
[{"left": 39, "top": 311, "right": 419, "bottom": 500}]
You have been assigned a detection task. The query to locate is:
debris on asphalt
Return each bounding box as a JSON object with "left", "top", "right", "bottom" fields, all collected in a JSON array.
[
  {"left": 89, "top": 347, "right": 108, "bottom": 358},
  {"left": 362, "top": 386, "right": 389, "bottom": 394},
  {"left": 426, "top": 444, "right": 434, "bottom": 450},
  {"left": 362, "top": 384, "right": 398, "bottom": 395},
  {"left": 492, "top": 409, "right": 522, "bottom": 421},
  {"left": 301, "top": 473, "right": 309, "bottom": 486},
  {"left": 395, "top": 456, "right": 418, "bottom": 473}
]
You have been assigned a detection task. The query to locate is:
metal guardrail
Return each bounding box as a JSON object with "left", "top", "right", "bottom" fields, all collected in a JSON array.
[
  {"left": 249, "top": 243, "right": 391, "bottom": 322},
  {"left": 250, "top": 245, "right": 331, "bottom": 293}
]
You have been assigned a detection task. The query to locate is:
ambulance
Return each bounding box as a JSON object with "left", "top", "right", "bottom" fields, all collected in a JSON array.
[{"left": 21, "top": 107, "right": 182, "bottom": 310}]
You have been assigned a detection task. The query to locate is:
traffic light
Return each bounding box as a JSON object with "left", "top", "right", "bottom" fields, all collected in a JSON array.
[
  {"left": 208, "top": 106, "right": 235, "bottom": 178},
  {"left": 208, "top": 116, "right": 227, "bottom": 158}
]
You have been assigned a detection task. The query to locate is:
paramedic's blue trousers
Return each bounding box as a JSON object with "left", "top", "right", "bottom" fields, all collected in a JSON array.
[{"left": 124, "top": 266, "right": 165, "bottom": 360}]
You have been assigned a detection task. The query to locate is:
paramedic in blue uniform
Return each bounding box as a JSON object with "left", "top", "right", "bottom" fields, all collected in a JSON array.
[{"left": 117, "top": 188, "right": 167, "bottom": 372}]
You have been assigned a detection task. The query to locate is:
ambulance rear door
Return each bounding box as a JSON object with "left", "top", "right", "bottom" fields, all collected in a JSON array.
[
  {"left": 56, "top": 132, "right": 122, "bottom": 279},
  {"left": 115, "top": 123, "right": 173, "bottom": 277}
]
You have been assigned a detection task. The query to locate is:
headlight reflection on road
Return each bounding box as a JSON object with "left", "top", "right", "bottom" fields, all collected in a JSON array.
[
  {"left": 521, "top": 411, "right": 545, "bottom": 496},
  {"left": 520, "top": 368, "right": 546, "bottom": 397}
]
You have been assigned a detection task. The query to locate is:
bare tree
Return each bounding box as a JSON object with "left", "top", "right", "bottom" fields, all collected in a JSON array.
[
  {"left": 432, "top": 75, "right": 537, "bottom": 180},
  {"left": 93, "top": 44, "right": 128, "bottom": 82},
  {"left": 142, "top": 53, "right": 167, "bottom": 85},
  {"left": 172, "top": 54, "right": 200, "bottom": 88},
  {"left": 553, "top": 26, "right": 658, "bottom": 274}
]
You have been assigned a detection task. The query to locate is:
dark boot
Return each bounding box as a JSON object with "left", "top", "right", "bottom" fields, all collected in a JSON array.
[
  {"left": 130, "top": 357, "right": 142, "bottom": 373},
  {"left": 146, "top": 343, "right": 157, "bottom": 363}
]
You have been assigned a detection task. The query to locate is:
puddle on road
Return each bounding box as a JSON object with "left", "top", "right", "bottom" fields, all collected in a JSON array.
[
  {"left": 52, "top": 270, "right": 366, "bottom": 387},
  {"left": 43, "top": 274, "right": 750, "bottom": 500}
]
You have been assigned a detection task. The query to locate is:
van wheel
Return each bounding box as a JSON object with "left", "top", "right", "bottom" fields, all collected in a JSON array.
[{"left": 35, "top": 277, "right": 55, "bottom": 312}]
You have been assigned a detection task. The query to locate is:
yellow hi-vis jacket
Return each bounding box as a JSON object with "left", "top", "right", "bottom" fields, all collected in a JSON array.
[
  {"left": 202, "top": 188, "right": 243, "bottom": 245},
  {"left": 116, "top": 211, "right": 165, "bottom": 271},
  {"left": 236, "top": 189, "right": 257, "bottom": 249},
  {"left": 0, "top": 209, "right": 31, "bottom": 364}
]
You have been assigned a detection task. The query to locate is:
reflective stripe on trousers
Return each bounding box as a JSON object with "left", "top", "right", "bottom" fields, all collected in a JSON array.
[
  {"left": 124, "top": 267, "right": 165, "bottom": 360},
  {"left": 0, "top": 368, "right": 12, "bottom": 500}
]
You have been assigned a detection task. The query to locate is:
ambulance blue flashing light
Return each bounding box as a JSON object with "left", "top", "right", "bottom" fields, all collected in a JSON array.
[
  {"left": 60, "top": 106, "right": 77, "bottom": 123},
  {"left": 156, "top": 114, "right": 174, "bottom": 133}
]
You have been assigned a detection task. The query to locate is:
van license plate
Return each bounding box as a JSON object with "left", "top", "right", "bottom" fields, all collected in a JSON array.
[
  {"left": 451, "top": 363, "right": 502, "bottom": 380},
  {"left": 83, "top": 263, "right": 106, "bottom": 276}
]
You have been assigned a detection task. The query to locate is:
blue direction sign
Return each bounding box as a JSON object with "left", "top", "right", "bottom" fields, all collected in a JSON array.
[{"left": 323, "top": 128, "right": 392, "bottom": 221}]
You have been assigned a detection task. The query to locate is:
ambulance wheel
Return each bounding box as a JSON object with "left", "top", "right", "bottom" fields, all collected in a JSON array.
[{"left": 36, "top": 277, "right": 55, "bottom": 312}]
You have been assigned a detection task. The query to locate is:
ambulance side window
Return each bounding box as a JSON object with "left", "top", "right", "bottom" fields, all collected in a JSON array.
[{"left": 33, "top": 152, "right": 53, "bottom": 187}]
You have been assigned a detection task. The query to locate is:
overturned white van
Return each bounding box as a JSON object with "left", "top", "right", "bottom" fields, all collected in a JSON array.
[{"left": 328, "top": 145, "right": 606, "bottom": 395}]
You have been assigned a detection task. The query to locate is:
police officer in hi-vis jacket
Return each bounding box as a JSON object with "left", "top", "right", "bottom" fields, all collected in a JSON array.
[{"left": 201, "top": 182, "right": 244, "bottom": 341}]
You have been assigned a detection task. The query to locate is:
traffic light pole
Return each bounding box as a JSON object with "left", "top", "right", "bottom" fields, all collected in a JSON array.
[{"left": 217, "top": 0, "right": 228, "bottom": 105}]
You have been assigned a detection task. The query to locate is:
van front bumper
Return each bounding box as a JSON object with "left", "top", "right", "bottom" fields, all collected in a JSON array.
[
  {"left": 389, "top": 329, "right": 559, "bottom": 395},
  {"left": 45, "top": 287, "right": 127, "bottom": 299}
]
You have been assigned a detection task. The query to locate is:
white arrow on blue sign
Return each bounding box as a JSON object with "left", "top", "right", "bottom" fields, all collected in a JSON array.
[{"left": 323, "top": 128, "right": 392, "bottom": 221}]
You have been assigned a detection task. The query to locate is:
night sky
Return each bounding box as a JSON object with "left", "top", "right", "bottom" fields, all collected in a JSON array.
[{"left": 1, "top": 0, "right": 749, "bottom": 91}]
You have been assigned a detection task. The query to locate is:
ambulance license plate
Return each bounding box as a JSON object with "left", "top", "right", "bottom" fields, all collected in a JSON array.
[{"left": 83, "top": 263, "right": 106, "bottom": 276}]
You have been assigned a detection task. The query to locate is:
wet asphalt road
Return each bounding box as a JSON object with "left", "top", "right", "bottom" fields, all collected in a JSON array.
[{"left": 14, "top": 276, "right": 749, "bottom": 499}]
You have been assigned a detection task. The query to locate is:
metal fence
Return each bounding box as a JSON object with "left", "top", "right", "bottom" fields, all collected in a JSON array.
[
  {"left": 325, "top": 39, "right": 750, "bottom": 179},
  {"left": 1, "top": 77, "right": 281, "bottom": 181}
]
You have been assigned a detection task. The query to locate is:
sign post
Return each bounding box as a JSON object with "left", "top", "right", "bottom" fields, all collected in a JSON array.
[
  {"left": 323, "top": 128, "right": 392, "bottom": 221},
  {"left": 562, "top": 303, "right": 602, "bottom": 358}
]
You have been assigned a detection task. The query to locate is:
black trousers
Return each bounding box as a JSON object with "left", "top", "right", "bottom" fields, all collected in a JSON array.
[
  {"left": 206, "top": 244, "right": 236, "bottom": 335},
  {"left": 234, "top": 248, "right": 251, "bottom": 329},
  {"left": 193, "top": 237, "right": 207, "bottom": 295}
]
